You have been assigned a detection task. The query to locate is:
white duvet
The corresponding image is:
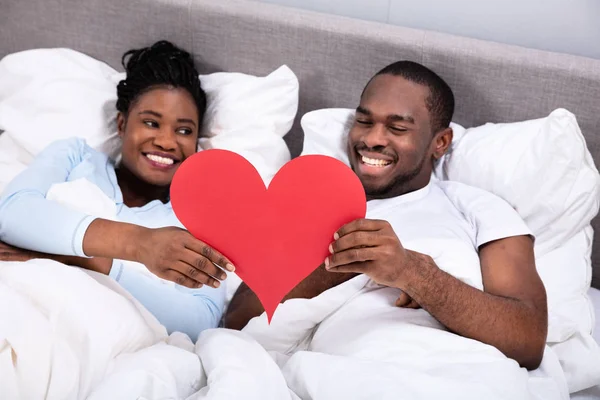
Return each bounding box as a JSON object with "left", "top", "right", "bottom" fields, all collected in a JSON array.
[{"left": 0, "top": 258, "right": 570, "bottom": 400}]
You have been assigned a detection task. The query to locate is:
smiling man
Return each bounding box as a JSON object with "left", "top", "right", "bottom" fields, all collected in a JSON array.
[{"left": 226, "top": 61, "right": 548, "bottom": 370}]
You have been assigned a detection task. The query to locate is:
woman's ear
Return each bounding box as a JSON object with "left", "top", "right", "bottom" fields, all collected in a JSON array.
[
  {"left": 117, "top": 112, "right": 126, "bottom": 137},
  {"left": 432, "top": 127, "right": 453, "bottom": 160}
]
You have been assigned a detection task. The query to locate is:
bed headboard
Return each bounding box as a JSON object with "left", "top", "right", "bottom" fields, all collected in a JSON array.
[{"left": 2, "top": 0, "right": 600, "bottom": 288}]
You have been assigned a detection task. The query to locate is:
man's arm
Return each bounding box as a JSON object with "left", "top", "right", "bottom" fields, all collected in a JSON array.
[
  {"left": 224, "top": 264, "right": 358, "bottom": 330},
  {"left": 326, "top": 219, "right": 548, "bottom": 370},
  {"left": 0, "top": 240, "right": 112, "bottom": 274},
  {"left": 403, "top": 236, "right": 547, "bottom": 369}
]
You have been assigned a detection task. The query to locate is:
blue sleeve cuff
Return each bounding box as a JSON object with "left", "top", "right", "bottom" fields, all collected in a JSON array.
[
  {"left": 71, "top": 215, "right": 98, "bottom": 257},
  {"left": 108, "top": 259, "right": 124, "bottom": 281}
]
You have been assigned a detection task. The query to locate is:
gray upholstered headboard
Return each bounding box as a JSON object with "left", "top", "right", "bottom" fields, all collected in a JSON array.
[{"left": 1, "top": 0, "right": 600, "bottom": 288}]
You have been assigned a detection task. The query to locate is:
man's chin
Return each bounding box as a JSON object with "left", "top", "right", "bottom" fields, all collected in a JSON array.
[{"left": 360, "top": 180, "right": 393, "bottom": 198}]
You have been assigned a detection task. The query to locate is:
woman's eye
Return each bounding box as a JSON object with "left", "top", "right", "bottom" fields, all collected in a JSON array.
[
  {"left": 144, "top": 120, "right": 158, "bottom": 128},
  {"left": 177, "top": 128, "right": 193, "bottom": 136}
]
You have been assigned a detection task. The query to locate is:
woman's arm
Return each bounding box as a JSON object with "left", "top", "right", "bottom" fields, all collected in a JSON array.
[
  {"left": 0, "top": 138, "right": 234, "bottom": 288},
  {"left": 110, "top": 260, "right": 225, "bottom": 339},
  {"left": 0, "top": 138, "right": 100, "bottom": 257}
]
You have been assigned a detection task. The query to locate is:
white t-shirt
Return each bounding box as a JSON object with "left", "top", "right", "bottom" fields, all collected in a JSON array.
[{"left": 366, "top": 180, "right": 532, "bottom": 290}]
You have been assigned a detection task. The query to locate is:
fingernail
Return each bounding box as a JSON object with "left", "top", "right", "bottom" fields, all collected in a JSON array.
[
  {"left": 220, "top": 273, "right": 227, "bottom": 280},
  {"left": 329, "top": 244, "right": 334, "bottom": 254},
  {"left": 324, "top": 257, "right": 330, "bottom": 269},
  {"left": 213, "top": 281, "right": 220, "bottom": 288},
  {"left": 334, "top": 232, "right": 340, "bottom": 240},
  {"left": 226, "top": 263, "right": 235, "bottom": 272}
]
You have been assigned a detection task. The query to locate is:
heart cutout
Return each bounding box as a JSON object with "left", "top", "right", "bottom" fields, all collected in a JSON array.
[{"left": 170, "top": 149, "right": 366, "bottom": 321}]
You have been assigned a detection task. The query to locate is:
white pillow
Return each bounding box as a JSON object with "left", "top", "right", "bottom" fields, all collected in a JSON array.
[
  {"left": 0, "top": 48, "right": 297, "bottom": 190},
  {"left": 300, "top": 107, "right": 600, "bottom": 392}
]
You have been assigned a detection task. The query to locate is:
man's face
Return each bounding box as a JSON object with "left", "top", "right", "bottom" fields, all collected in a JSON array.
[{"left": 347, "top": 74, "right": 435, "bottom": 199}]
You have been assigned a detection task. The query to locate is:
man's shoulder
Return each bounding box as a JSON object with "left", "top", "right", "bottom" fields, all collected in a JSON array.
[
  {"left": 433, "top": 180, "right": 531, "bottom": 247},
  {"left": 433, "top": 179, "right": 505, "bottom": 203}
]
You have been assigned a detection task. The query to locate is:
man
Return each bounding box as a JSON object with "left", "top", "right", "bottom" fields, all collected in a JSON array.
[{"left": 225, "top": 61, "right": 548, "bottom": 370}]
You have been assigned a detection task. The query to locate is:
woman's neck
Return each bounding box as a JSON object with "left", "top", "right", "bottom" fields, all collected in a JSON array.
[{"left": 115, "top": 166, "right": 169, "bottom": 208}]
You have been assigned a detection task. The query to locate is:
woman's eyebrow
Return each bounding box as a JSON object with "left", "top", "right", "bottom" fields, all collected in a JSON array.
[{"left": 139, "top": 110, "right": 162, "bottom": 118}]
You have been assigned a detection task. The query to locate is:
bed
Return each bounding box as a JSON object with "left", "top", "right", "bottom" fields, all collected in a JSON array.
[{"left": 1, "top": 0, "right": 600, "bottom": 398}]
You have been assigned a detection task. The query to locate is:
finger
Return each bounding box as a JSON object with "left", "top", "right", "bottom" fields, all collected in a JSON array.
[
  {"left": 330, "top": 231, "right": 381, "bottom": 254},
  {"left": 170, "top": 260, "right": 223, "bottom": 288},
  {"left": 334, "top": 218, "right": 388, "bottom": 240},
  {"left": 185, "top": 238, "right": 235, "bottom": 272},
  {"left": 180, "top": 249, "right": 227, "bottom": 281},
  {"left": 325, "top": 247, "right": 376, "bottom": 269},
  {"left": 395, "top": 291, "right": 412, "bottom": 307},
  {"left": 406, "top": 300, "right": 421, "bottom": 309},
  {"left": 326, "top": 261, "right": 373, "bottom": 275},
  {"left": 163, "top": 268, "right": 205, "bottom": 289}
]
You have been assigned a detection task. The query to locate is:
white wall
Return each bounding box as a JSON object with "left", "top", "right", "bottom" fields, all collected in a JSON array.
[{"left": 252, "top": 0, "right": 600, "bottom": 60}]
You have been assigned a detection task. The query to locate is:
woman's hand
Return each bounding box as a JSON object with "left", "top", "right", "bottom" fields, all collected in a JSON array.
[{"left": 136, "top": 227, "right": 235, "bottom": 289}]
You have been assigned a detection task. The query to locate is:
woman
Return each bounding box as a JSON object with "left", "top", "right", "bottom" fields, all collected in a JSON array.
[{"left": 0, "top": 41, "right": 233, "bottom": 340}]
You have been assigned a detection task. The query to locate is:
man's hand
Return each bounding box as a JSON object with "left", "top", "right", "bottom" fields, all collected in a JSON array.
[
  {"left": 136, "top": 227, "right": 235, "bottom": 289},
  {"left": 0, "top": 241, "right": 43, "bottom": 262},
  {"left": 0, "top": 241, "right": 112, "bottom": 274},
  {"left": 324, "top": 218, "right": 421, "bottom": 308},
  {"left": 395, "top": 291, "right": 420, "bottom": 309},
  {"left": 325, "top": 219, "right": 414, "bottom": 287}
]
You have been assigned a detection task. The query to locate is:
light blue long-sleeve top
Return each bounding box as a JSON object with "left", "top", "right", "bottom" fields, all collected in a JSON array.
[{"left": 0, "top": 137, "right": 225, "bottom": 340}]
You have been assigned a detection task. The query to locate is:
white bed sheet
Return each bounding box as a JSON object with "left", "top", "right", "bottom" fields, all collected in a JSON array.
[{"left": 571, "top": 287, "right": 600, "bottom": 399}]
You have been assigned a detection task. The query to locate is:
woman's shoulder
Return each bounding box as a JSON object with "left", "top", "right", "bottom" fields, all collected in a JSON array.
[
  {"left": 41, "top": 137, "right": 101, "bottom": 157},
  {"left": 36, "top": 137, "right": 111, "bottom": 167}
]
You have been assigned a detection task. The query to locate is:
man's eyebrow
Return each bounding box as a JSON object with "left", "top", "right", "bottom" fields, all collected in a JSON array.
[
  {"left": 388, "top": 114, "right": 415, "bottom": 124},
  {"left": 356, "top": 106, "right": 415, "bottom": 124},
  {"left": 356, "top": 106, "right": 371, "bottom": 116},
  {"left": 139, "top": 110, "right": 162, "bottom": 118}
]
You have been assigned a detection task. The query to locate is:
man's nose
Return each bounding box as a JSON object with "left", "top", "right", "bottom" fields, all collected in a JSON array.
[{"left": 362, "top": 123, "right": 389, "bottom": 148}]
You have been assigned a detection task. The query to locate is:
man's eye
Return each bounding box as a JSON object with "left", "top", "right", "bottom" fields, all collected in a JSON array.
[
  {"left": 356, "top": 120, "right": 372, "bottom": 125},
  {"left": 144, "top": 120, "right": 158, "bottom": 128},
  {"left": 389, "top": 126, "right": 407, "bottom": 133}
]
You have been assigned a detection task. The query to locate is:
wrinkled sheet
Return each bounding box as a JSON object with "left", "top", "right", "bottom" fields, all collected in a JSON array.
[{"left": 0, "top": 260, "right": 571, "bottom": 400}]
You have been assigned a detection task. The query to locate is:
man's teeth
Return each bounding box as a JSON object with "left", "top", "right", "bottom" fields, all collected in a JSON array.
[
  {"left": 146, "top": 154, "right": 174, "bottom": 165},
  {"left": 361, "top": 155, "right": 392, "bottom": 167}
]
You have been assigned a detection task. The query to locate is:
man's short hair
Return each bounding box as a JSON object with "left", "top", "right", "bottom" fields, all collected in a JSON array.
[{"left": 373, "top": 61, "right": 455, "bottom": 134}]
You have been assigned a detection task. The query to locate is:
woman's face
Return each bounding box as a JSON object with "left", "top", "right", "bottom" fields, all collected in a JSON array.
[{"left": 118, "top": 86, "right": 200, "bottom": 187}]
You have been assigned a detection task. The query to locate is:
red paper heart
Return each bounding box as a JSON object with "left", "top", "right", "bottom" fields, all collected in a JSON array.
[{"left": 170, "top": 149, "right": 366, "bottom": 321}]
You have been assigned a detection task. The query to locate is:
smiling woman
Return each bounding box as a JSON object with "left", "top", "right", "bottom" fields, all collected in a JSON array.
[{"left": 0, "top": 41, "right": 232, "bottom": 341}]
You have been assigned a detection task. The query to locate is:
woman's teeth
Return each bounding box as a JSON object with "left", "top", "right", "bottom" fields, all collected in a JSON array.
[
  {"left": 361, "top": 155, "right": 392, "bottom": 167},
  {"left": 146, "top": 154, "right": 174, "bottom": 165}
]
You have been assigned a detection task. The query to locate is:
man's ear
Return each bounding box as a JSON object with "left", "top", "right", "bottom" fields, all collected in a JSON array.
[
  {"left": 117, "top": 112, "right": 126, "bottom": 137},
  {"left": 432, "top": 127, "right": 453, "bottom": 160}
]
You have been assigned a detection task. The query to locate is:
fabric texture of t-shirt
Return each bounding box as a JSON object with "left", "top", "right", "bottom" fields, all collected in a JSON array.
[{"left": 366, "top": 180, "right": 532, "bottom": 290}]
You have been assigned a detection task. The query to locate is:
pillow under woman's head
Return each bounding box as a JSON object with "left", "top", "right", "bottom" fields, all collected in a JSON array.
[{"left": 0, "top": 47, "right": 298, "bottom": 190}]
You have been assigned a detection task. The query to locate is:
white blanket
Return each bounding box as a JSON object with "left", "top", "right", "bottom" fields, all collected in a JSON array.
[{"left": 0, "top": 259, "right": 571, "bottom": 400}]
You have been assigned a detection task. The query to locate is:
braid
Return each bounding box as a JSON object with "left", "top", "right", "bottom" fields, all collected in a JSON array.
[{"left": 116, "top": 41, "right": 206, "bottom": 123}]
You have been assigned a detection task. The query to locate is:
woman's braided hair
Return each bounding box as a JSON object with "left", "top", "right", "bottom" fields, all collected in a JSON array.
[{"left": 116, "top": 40, "right": 207, "bottom": 124}]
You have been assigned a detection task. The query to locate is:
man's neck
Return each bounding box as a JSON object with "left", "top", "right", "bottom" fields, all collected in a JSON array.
[
  {"left": 366, "top": 175, "right": 431, "bottom": 202},
  {"left": 116, "top": 167, "right": 169, "bottom": 208}
]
